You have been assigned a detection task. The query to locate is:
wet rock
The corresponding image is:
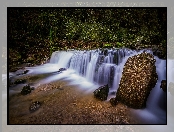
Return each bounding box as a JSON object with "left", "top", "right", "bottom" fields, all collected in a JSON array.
[
  {"left": 31, "top": 87, "right": 35, "bottom": 90},
  {"left": 116, "top": 52, "right": 158, "bottom": 109},
  {"left": 23, "top": 70, "right": 29, "bottom": 74},
  {"left": 110, "top": 98, "right": 119, "bottom": 106},
  {"left": 21, "top": 85, "right": 34, "bottom": 95},
  {"left": 160, "top": 80, "right": 166, "bottom": 92},
  {"left": 168, "top": 82, "right": 174, "bottom": 96},
  {"left": 104, "top": 49, "right": 108, "bottom": 56},
  {"left": 59, "top": 68, "right": 67, "bottom": 71},
  {"left": 52, "top": 68, "right": 67, "bottom": 74},
  {"left": 29, "top": 101, "right": 41, "bottom": 112},
  {"left": 93, "top": 84, "right": 109, "bottom": 101},
  {"left": 14, "top": 79, "right": 26, "bottom": 84},
  {"left": 15, "top": 69, "right": 29, "bottom": 75}
]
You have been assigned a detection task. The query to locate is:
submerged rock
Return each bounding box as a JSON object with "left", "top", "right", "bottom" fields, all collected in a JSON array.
[
  {"left": 59, "top": 68, "right": 67, "bottom": 71},
  {"left": 29, "top": 101, "right": 41, "bottom": 112},
  {"left": 21, "top": 85, "right": 34, "bottom": 95},
  {"left": 52, "top": 68, "right": 67, "bottom": 74},
  {"left": 15, "top": 69, "right": 29, "bottom": 76},
  {"left": 93, "top": 84, "right": 109, "bottom": 101},
  {"left": 23, "top": 70, "right": 29, "bottom": 74},
  {"left": 160, "top": 80, "right": 166, "bottom": 92},
  {"left": 116, "top": 52, "right": 158, "bottom": 109}
]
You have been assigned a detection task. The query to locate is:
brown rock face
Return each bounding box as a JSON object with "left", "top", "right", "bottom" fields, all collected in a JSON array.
[{"left": 116, "top": 52, "right": 158, "bottom": 109}]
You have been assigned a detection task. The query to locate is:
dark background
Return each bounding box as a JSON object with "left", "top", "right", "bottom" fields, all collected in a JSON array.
[{"left": 8, "top": 7, "right": 167, "bottom": 71}]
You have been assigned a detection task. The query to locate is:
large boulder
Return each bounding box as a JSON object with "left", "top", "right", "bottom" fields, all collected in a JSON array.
[
  {"left": 93, "top": 84, "right": 109, "bottom": 101},
  {"left": 116, "top": 52, "right": 158, "bottom": 109}
]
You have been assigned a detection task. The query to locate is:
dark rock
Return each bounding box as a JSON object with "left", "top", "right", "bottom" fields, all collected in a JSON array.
[
  {"left": 104, "top": 49, "right": 108, "bottom": 56},
  {"left": 31, "top": 87, "right": 35, "bottom": 90},
  {"left": 14, "top": 79, "right": 26, "bottom": 84},
  {"left": 59, "top": 68, "right": 67, "bottom": 71},
  {"left": 168, "top": 82, "right": 174, "bottom": 96},
  {"left": 116, "top": 52, "right": 158, "bottom": 109},
  {"left": 15, "top": 69, "right": 25, "bottom": 75},
  {"left": 29, "top": 101, "right": 41, "bottom": 112},
  {"left": 160, "top": 80, "right": 166, "bottom": 92},
  {"left": 21, "top": 85, "right": 34, "bottom": 95},
  {"left": 110, "top": 98, "right": 119, "bottom": 106},
  {"left": 93, "top": 84, "right": 109, "bottom": 101},
  {"left": 15, "top": 69, "right": 29, "bottom": 75},
  {"left": 23, "top": 70, "right": 29, "bottom": 74}
]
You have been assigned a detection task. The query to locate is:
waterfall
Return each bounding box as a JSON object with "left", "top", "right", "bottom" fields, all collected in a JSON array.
[
  {"left": 10, "top": 48, "right": 167, "bottom": 124},
  {"left": 85, "top": 51, "right": 99, "bottom": 82},
  {"left": 49, "top": 51, "right": 74, "bottom": 68},
  {"left": 67, "top": 48, "right": 135, "bottom": 85},
  {"left": 26, "top": 49, "right": 165, "bottom": 96}
]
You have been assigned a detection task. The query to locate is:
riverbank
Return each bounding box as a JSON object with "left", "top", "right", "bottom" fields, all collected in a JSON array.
[{"left": 9, "top": 74, "right": 137, "bottom": 124}]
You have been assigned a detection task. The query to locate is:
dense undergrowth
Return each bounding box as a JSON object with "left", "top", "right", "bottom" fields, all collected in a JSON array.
[{"left": 8, "top": 8, "right": 167, "bottom": 72}]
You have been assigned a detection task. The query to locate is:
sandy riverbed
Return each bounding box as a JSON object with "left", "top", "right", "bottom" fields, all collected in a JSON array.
[{"left": 9, "top": 74, "right": 137, "bottom": 124}]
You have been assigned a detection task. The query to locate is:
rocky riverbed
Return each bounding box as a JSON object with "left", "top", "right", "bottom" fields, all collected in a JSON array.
[{"left": 9, "top": 74, "right": 137, "bottom": 124}]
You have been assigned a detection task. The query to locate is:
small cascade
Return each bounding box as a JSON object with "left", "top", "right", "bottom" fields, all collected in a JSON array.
[
  {"left": 85, "top": 51, "right": 99, "bottom": 82},
  {"left": 95, "top": 63, "right": 115, "bottom": 86},
  {"left": 49, "top": 51, "right": 74, "bottom": 68},
  {"left": 67, "top": 48, "right": 134, "bottom": 85}
]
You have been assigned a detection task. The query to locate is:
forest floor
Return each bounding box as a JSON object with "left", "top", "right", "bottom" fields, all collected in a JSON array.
[{"left": 8, "top": 73, "right": 138, "bottom": 125}]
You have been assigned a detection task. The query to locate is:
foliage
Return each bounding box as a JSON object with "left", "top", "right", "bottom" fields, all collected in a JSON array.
[{"left": 8, "top": 8, "right": 167, "bottom": 57}]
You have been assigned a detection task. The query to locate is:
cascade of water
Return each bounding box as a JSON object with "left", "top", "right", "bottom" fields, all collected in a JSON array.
[
  {"left": 66, "top": 48, "right": 135, "bottom": 86},
  {"left": 85, "top": 51, "right": 99, "bottom": 82},
  {"left": 95, "top": 63, "right": 115, "bottom": 86},
  {"left": 49, "top": 51, "right": 74, "bottom": 68},
  {"left": 47, "top": 49, "right": 166, "bottom": 102},
  {"left": 145, "top": 57, "right": 166, "bottom": 111},
  {"left": 69, "top": 51, "right": 90, "bottom": 76},
  {"left": 8, "top": 48, "right": 167, "bottom": 125}
]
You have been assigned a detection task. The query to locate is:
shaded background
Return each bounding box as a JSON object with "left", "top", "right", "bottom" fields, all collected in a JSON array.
[{"left": 7, "top": 7, "right": 167, "bottom": 72}]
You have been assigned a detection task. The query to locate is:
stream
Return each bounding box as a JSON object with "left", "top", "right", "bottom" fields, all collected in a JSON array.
[{"left": 7, "top": 48, "right": 167, "bottom": 124}]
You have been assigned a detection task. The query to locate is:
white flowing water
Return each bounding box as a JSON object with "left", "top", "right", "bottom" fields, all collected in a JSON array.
[
  {"left": 130, "top": 56, "right": 167, "bottom": 124},
  {"left": 8, "top": 48, "right": 168, "bottom": 124}
]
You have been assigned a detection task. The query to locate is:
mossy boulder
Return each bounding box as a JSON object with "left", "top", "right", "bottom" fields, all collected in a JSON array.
[
  {"left": 116, "top": 52, "right": 158, "bottom": 109},
  {"left": 93, "top": 84, "right": 109, "bottom": 101}
]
